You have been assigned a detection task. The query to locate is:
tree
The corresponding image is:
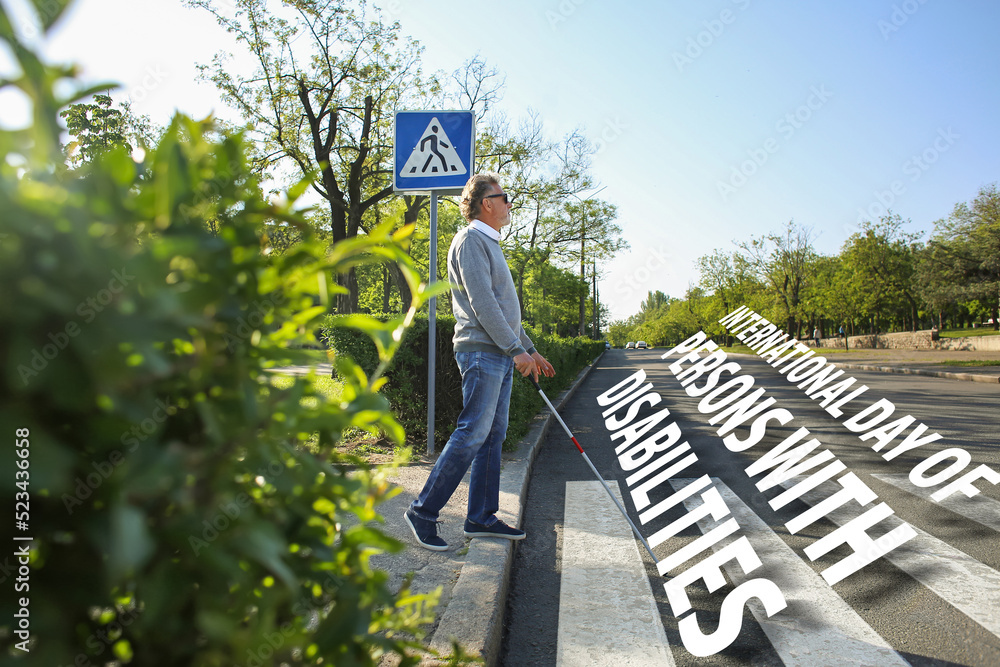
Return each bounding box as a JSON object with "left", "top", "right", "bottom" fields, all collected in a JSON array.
[
  {"left": 262, "top": 208, "right": 333, "bottom": 257},
  {"left": 839, "top": 214, "right": 921, "bottom": 333},
  {"left": 698, "top": 250, "right": 736, "bottom": 314},
  {"left": 699, "top": 249, "right": 772, "bottom": 342},
  {"left": 188, "top": 0, "right": 437, "bottom": 313},
  {"left": 374, "top": 53, "right": 522, "bottom": 314},
  {"left": 606, "top": 319, "right": 631, "bottom": 347},
  {"left": 521, "top": 260, "right": 588, "bottom": 336},
  {"left": 927, "top": 183, "right": 1000, "bottom": 330},
  {"left": 638, "top": 289, "right": 670, "bottom": 317},
  {"left": 800, "top": 254, "right": 841, "bottom": 336},
  {"left": 915, "top": 242, "right": 964, "bottom": 329},
  {"left": 60, "top": 93, "right": 154, "bottom": 168},
  {"left": 542, "top": 197, "right": 627, "bottom": 335},
  {"left": 504, "top": 128, "right": 595, "bottom": 318},
  {"left": 736, "top": 220, "right": 816, "bottom": 337},
  {"left": 632, "top": 288, "right": 708, "bottom": 347}
]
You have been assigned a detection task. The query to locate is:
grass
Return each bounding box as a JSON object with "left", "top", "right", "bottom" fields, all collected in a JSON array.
[
  {"left": 717, "top": 344, "right": 755, "bottom": 355},
  {"left": 268, "top": 373, "right": 343, "bottom": 401},
  {"left": 298, "top": 348, "right": 335, "bottom": 363},
  {"left": 267, "top": 373, "right": 403, "bottom": 461},
  {"left": 936, "top": 360, "right": 1000, "bottom": 367},
  {"left": 267, "top": 356, "right": 422, "bottom": 464},
  {"left": 937, "top": 328, "right": 1000, "bottom": 339}
]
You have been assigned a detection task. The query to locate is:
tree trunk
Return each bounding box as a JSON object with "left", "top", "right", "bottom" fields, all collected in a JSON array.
[
  {"left": 395, "top": 195, "right": 426, "bottom": 312},
  {"left": 388, "top": 263, "right": 413, "bottom": 313},
  {"left": 516, "top": 200, "right": 542, "bottom": 319},
  {"left": 992, "top": 285, "right": 1000, "bottom": 330},
  {"left": 542, "top": 285, "right": 549, "bottom": 335},
  {"left": 382, "top": 264, "right": 390, "bottom": 313},
  {"left": 592, "top": 267, "right": 598, "bottom": 339},
  {"left": 336, "top": 270, "right": 358, "bottom": 314}
]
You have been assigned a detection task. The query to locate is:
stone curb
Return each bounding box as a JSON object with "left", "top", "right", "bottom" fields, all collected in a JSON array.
[
  {"left": 425, "top": 352, "right": 604, "bottom": 666},
  {"left": 830, "top": 362, "right": 1000, "bottom": 384}
]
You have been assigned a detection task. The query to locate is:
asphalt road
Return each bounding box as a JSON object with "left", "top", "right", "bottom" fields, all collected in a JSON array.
[{"left": 501, "top": 347, "right": 1000, "bottom": 666}]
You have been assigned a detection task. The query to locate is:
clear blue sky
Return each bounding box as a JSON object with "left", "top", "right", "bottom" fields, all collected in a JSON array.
[{"left": 3, "top": 0, "right": 998, "bottom": 321}]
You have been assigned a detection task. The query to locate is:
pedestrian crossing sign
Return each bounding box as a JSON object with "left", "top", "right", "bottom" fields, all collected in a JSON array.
[{"left": 394, "top": 110, "right": 475, "bottom": 194}]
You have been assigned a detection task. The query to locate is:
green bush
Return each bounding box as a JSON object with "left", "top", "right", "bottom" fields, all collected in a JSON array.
[
  {"left": 321, "top": 315, "right": 604, "bottom": 451},
  {"left": 1, "top": 12, "right": 445, "bottom": 666},
  {"left": 510, "top": 325, "right": 606, "bottom": 443}
]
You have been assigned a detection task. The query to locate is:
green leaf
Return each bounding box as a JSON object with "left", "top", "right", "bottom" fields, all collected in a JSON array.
[
  {"left": 109, "top": 505, "right": 155, "bottom": 576},
  {"left": 238, "top": 526, "right": 297, "bottom": 590},
  {"left": 28, "top": 0, "right": 72, "bottom": 30},
  {"left": 329, "top": 314, "right": 399, "bottom": 360}
]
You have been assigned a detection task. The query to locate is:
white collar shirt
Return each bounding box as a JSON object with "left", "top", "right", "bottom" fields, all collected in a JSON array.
[{"left": 469, "top": 219, "right": 500, "bottom": 241}]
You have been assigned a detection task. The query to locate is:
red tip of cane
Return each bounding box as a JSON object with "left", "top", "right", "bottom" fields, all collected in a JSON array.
[{"left": 570, "top": 436, "right": 584, "bottom": 454}]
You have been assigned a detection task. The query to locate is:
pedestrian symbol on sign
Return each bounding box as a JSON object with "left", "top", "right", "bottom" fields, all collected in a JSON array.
[{"left": 398, "top": 117, "right": 468, "bottom": 178}]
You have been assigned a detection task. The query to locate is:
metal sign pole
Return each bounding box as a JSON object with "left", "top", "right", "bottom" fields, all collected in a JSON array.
[
  {"left": 393, "top": 110, "right": 474, "bottom": 457},
  {"left": 427, "top": 191, "right": 438, "bottom": 455}
]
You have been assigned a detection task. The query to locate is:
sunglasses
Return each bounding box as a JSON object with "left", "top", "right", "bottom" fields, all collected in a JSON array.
[{"left": 484, "top": 193, "right": 509, "bottom": 204}]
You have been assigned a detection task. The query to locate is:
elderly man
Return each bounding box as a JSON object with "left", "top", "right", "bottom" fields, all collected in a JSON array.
[{"left": 404, "top": 173, "right": 555, "bottom": 551}]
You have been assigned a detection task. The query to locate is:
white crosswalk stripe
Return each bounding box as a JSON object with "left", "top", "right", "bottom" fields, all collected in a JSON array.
[
  {"left": 558, "top": 480, "right": 675, "bottom": 666},
  {"left": 667, "top": 478, "right": 909, "bottom": 667},
  {"left": 556, "top": 475, "right": 1000, "bottom": 664},
  {"left": 872, "top": 472, "right": 1000, "bottom": 533},
  {"left": 780, "top": 476, "right": 1000, "bottom": 640}
]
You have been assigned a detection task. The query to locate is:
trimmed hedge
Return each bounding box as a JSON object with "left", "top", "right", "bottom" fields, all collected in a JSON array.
[{"left": 321, "top": 314, "right": 604, "bottom": 451}]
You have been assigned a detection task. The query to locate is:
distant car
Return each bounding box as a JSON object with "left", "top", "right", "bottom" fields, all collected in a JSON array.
[
  {"left": 636, "top": 341, "right": 648, "bottom": 349},
  {"left": 626, "top": 341, "right": 635, "bottom": 349},
  {"left": 605, "top": 341, "right": 611, "bottom": 349}
]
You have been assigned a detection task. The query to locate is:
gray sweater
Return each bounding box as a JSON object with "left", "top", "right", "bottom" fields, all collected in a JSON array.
[{"left": 448, "top": 226, "right": 535, "bottom": 358}]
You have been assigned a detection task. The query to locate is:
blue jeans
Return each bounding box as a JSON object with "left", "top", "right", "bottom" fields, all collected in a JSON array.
[{"left": 410, "top": 350, "right": 513, "bottom": 526}]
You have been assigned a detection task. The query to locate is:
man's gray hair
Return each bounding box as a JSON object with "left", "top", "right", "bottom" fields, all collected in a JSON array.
[{"left": 460, "top": 172, "right": 502, "bottom": 221}]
